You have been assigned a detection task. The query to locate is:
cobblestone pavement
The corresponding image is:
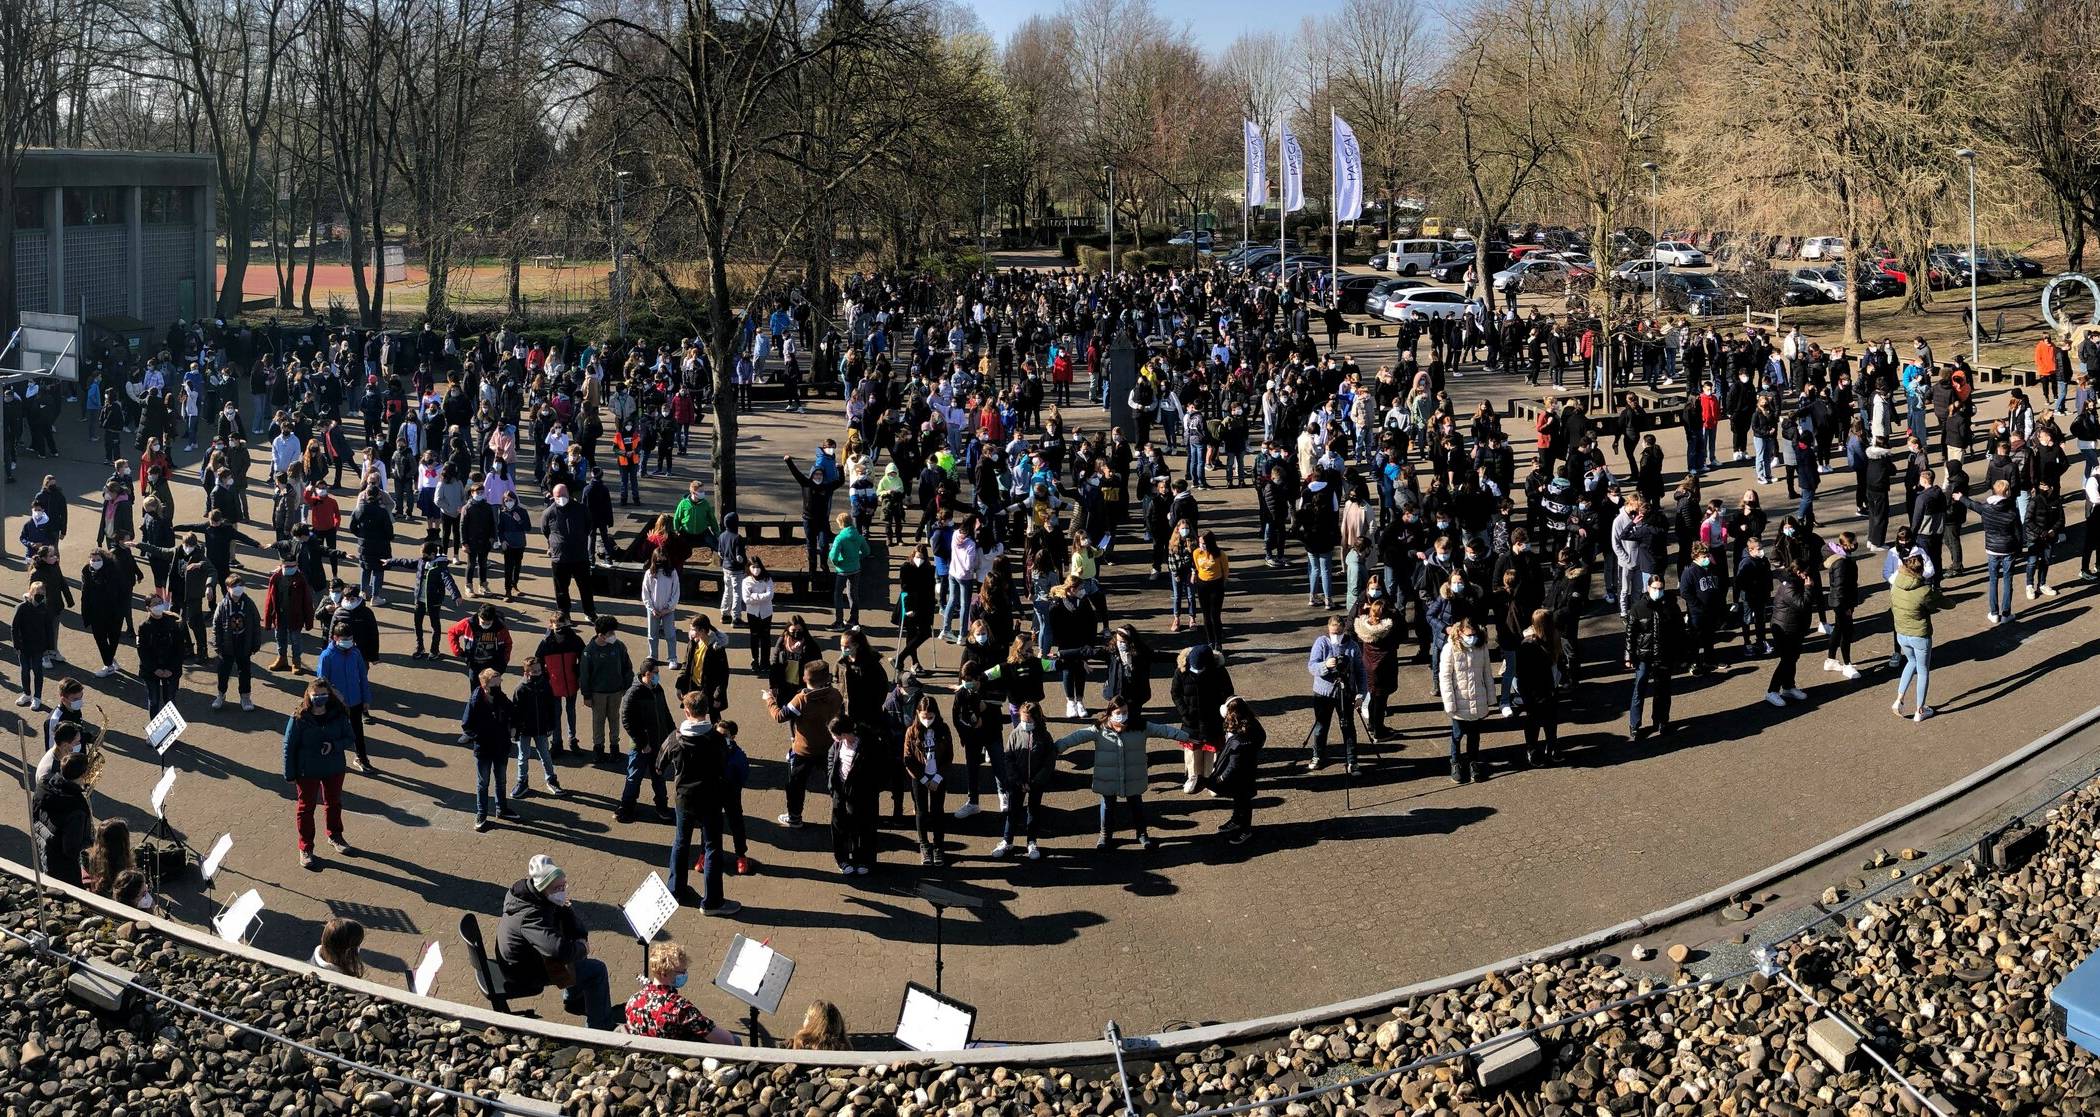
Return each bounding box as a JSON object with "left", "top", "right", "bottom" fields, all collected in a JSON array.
[{"left": 3, "top": 314, "right": 2094, "bottom": 1045}]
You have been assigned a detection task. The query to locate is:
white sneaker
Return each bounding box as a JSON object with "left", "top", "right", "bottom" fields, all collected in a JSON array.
[
  {"left": 1913, "top": 705, "right": 1935, "bottom": 722},
  {"left": 1025, "top": 842, "right": 1042, "bottom": 860},
  {"left": 94, "top": 664, "right": 116, "bottom": 678},
  {"left": 1784, "top": 687, "right": 1807, "bottom": 701},
  {"left": 1892, "top": 699, "right": 1906, "bottom": 715},
  {"left": 2026, "top": 586, "right": 2037, "bottom": 601},
  {"left": 211, "top": 696, "right": 225, "bottom": 711},
  {"left": 2041, "top": 584, "right": 2059, "bottom": 597},
  {"left": 989, "top": 841, "right": 1012, "bottom": 858},
  {"left": 1182, "top": 777, "right": 1200, "bottom": 794},
  {"left": 1986, "top": 612, "right": 2000, "bottom": 624},
  {"left": 1764, "top": 692, "right": 1786, "bottom": 707},
  {"left": 1822, "top": 658, "right": 1838, "bottom": 672},
  {"left": 953, "top": 801, "right": 982, "bottom": 820},
  {"left": 1816, "top": 622, "right": 1830, "bottom": 636},
  {"left": 11, "top": 695, "right": 27, "bottom": 708},
  {"left": 240, "top": 696, "right": 255, "bottom": 712},
  {"left": 1499, "top": 704, "right": 1513, "bottom": 718},
  {"left": 1839, "top": 665, "right": 1860, "bottom": 680}
]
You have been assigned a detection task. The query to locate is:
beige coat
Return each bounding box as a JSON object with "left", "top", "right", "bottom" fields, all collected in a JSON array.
[{"left": 1438, "top": 639, "right": 1494, "bottom": 722}]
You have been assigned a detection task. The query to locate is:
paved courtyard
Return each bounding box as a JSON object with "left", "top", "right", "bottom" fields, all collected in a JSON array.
[{"left": 4, "top": 307, "right": 2095, "bottom": 1046}]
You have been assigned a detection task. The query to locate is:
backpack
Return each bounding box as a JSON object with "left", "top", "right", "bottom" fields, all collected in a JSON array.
[{"left": 1779, "top": 415, "right": 1799, "bottom": 442}]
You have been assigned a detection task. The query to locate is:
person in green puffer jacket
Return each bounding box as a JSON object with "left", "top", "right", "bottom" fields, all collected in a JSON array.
[
  {"left": 1887, "top": 553, "right": 1946, "bottom": 723},
  {"left": 1054, "top": 695, "right": 1191, "bottom": 852},
  {"left": 672, "top": 481, "right": 717, "bottom": 548}
]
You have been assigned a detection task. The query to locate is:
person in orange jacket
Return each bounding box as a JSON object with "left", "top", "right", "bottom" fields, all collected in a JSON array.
[
  {"left": 533, "top": 614, "right": 584, "bottom": 753},
  {"left": 447, "top": 605, "right": 515, "bottom": 698}
]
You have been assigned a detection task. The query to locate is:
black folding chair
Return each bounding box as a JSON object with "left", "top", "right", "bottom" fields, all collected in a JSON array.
[{"left": 457, "top": 912, "right": 533, "bottom": 1014}]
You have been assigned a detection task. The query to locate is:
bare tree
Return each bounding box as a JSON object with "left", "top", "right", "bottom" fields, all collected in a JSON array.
[
  {"left": 0, "top": 0, "right": 71, "bottom": 333},
  {"left": 1440, "top": 0, "right": 1558, "bottom": 317},
  {"left": 1329, "top": 0, "right": 1430, "bottom": 239}
]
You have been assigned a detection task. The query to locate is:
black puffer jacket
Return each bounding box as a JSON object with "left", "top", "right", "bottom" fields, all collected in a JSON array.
[{"left": 1626, "top": 591, "right": 1684, "bottom": 669}]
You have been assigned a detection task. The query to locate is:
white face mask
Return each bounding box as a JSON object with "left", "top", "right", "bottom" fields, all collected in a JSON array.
[
  {"left": 67, "top": 699, "right": 83, "bottom": 711},
  {"left": 150, "top": 603, "right": 168, "bottom": 617},
  {"left": 554, "top": 496, "right": 569, "bottom": 507},
  {"left": 917, "top": 714, "right": 934, "bottom": 728},
  {"left": 229, "top": 585, "right": 246, "bottom": 598},
  {"left": 336, "top": 638, "right": 355, "bottom": 650},
  {"left": 547, "top": 888, "right": 569, "bottom": 907},
  {"left": 89, "top": 559, "right": 105, "bottom": 571}
]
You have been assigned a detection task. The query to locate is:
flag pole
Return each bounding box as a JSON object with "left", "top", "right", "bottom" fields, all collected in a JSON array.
[
  {"left": 1276, "top": 121, "right": 1285, "bottom": 292},
  {"left": 1330, "top": 109, "right": 1339, "bottom": 310}
]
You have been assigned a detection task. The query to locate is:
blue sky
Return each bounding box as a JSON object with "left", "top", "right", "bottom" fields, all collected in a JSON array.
[{"left": 966, "top": 0, "right": 1346, "bottom": 53}]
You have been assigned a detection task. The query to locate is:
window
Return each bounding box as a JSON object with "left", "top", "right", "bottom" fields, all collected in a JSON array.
[
  {"left": 12, "top": 188, "right": 43, "bottom": 230},
  {"left": 63, "top": 186, "right": 127, "bottom": 227},
  {"left": 143, "top": 187, "right": 189, "bottom": 224}
]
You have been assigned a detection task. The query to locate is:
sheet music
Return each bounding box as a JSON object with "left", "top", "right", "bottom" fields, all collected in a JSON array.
[
  {"left": 621, "top": 872, "right": 678, "bottom": 943},
  {"left": 146, "top": 705, "right": 188, "bottom": 755},
  {"left": 212, "top": 889, "right": 264, "bottom": 943},
  {"left": 199, "top": 833, "right": 233, "bottom": 881},
  {"left": 726, "top": 940, "right": 775, "bottom": 996},
  {"left": 411, "top": 941, "right": 443, "bottom": 996},
  {"left": 150, "top": 768, "right": 178, "bottom": 819},
  {"left": 895, "top": 987, "right": 973, "bottom": 1052}
]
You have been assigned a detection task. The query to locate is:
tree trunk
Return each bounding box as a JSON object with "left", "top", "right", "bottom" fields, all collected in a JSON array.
[
  {"left": 706, "top": 245, "right": 740, "bottom": 514},
  {"left": 219, "top": 195, "right": 254, "bottom": 318}
]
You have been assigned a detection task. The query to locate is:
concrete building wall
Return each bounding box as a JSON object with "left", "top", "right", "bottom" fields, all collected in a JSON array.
[{"left": 8, "top": 149, "right": 216, "bottom": 331}]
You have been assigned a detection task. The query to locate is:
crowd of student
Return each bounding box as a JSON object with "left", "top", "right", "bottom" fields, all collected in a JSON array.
[{"left": 24, "top": 261, "right": 2087, "bottom": 1036}]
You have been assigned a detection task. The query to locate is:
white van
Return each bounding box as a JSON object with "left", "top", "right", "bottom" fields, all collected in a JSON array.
[{"left": 1384, "top": 238, "right": 1455, "bottom": 276}]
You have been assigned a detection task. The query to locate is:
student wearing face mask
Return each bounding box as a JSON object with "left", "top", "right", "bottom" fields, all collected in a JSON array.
[
  {"left": 282, "top": 678, "right": 354, "bottom": 869},
  {"left": 900, "top": 695, "right": 954, "bottom": 866},
  {"left": 1625, "top": 572, "right": 1684, "bottom": 742},
  {"left": 495, "top": 488, "right": 531, "bottom": 600},
  {"left": 895, "top": 544, "right": 936, "bottom": 675},
  {"left": 1437, "top": 618, "right": 1494, "bottom": 783},
  {"left": 995, "top": 701, "right": 1058, "bottom": 859},
  {"left": 496, "top": 855, "right": 618, "bottom": 1029},
  {"left": 209, "top": 574, "right": 264, "bottom": 712},
  {"left": 135, "top": 591, "right": 185, "bottom": 717},
  {"left": 79, "top": 548, "right": 131, "bottom": 677},
  {"left": 316, "top": 622, "right": 374, "bottom": 772},
  {"left": 1054, "top": 696, "right": 1192, "bottom": 851},
  {"left": 659, "top": 691, "right": 739, "bottom": 912}
]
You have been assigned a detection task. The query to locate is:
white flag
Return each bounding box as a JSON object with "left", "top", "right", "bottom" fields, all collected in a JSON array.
[
  {"left": 1332, "top": 115, "right": 1364, "bottom": 222},
  {"left": 1243, "top": 121, "right": 1267, "bottom": 205},
  {"left": 1280, "top": 124, "right": 1306, "bottom": 213}
]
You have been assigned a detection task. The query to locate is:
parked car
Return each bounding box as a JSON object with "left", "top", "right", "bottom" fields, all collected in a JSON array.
[
  {"left": 1334, "top": 273, "right": 1386, "bottom": 314},
  {"left": 1383, "top": 238, "right": 1457, "bottom": 276},
  {"left": 1227, "top": 248, "right": 1281, "bottom": 275},
  {"left": 1254, "top": 255, "right": 1330, "bottom": 283},
  {"left": 1612, "top": 258, "right": 1672, "bottom": 282},
  {"left": 1800, "top": 236, "right": 1846, "bottom": 260},
  {"left": 1364, "top": 278, "right": 1432, "bottom": 317},
  {"left": 1492, "top": 257, "right": 1579, "bottom": 296},
  {"left": 1166, "top": 229, "right": 1215, "bottom": 248},
  {"left": 1793, "top": 266, "right": 1847, "bottom": 301},
  {"left": 1784, "top": 279, "right": 1834, "bottom": 306},
  {"left": 1991, "top": 250, "right": 2045, "bottom": 278},
  {"left": 1430, "top": 250, "right": 1475, "bottom": 284},
  {"left": 1658, "top": 272, "right": 1746, "bottom": 316},
  {"left": 1650, "top": 241, "right": 1708, "bottom": 267},
  {"left": 1378, "top": 287, "right": 1472, "bottom": 322}
]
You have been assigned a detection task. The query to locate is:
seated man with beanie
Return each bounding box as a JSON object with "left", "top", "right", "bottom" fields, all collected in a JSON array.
[{"left": 495, "top": 854, "right": 616, "bottom": 1029}]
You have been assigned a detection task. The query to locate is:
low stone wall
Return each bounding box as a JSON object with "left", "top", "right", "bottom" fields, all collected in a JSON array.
[{"left": 9, "top": 783, "right": 2100, "bottom": 1114}]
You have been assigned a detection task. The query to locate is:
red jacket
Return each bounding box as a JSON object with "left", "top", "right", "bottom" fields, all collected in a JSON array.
[
  {"left": 263, "top": 567, "right": 315, "bottom": 631},
  {"left": 534, "top": 628, "right": 584, "bottom": 698},
  {"left": 447, "top": 616, "right": 515, "bottom": 671},
  {"left": 1698, "top": 394, "right": 1722, "bottom": 428},
  {"left": 305, "top": 491, "right": 342, "bottom": 532}
]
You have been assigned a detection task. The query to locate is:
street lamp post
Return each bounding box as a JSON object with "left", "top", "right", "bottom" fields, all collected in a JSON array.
[
  {"left": 1642, "top": 161, "right": 1661, "bottom": 315},
  {"left": 978, "top": 162, "right": 990, "bottom": 266},
  {"left": 1957, "top": 148, "right": 1979, "bottom": 364},
  {"left": 613, "top": 168, "right": 632, "bottom": 340}
]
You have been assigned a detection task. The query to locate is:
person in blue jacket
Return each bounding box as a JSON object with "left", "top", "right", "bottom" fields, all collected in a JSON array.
[
  {"left": 1305, "top": 614, "right": 1368, "bottom": 773},
  {"left": 315, "top": 621, "right": 374, "bottom": 771}
]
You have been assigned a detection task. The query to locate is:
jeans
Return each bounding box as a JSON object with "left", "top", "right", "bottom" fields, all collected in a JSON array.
[
  {"left": 561, "top": 956, "right": 618, "bottom": 1030},
  {"left": 1895, "top": 634, "right": 1932, "bottom": 709},
  {"left": 802, "top": 516, "right": 832, "bottom": 574},
  {"left": 833, "top": 570, "right": 860, "bottom": 625},
  {"left": 2026, "top": 551, "right": 2053, "bottom": 590},
  {"left": 1343, "top": 551, "right": 1368, "bottom": 615},
  {"left": 1628, "top": 661, "right": 1672, "bottom": 732},
  {"left": 619, "top": 464, "right": 640, "bottom": 504},
  {"left": 1985, "top": 554, "right": 2017, "bottom": 617},
  {"left": 292, "top": 773, "right": 346, "bottom": 852},
  {"left": 1097, "top": 794, "right": 1148, "bottom": 840},
  {"left": 646, "top": 612, "right": 678, "bottom": 663},
  {"left": 1447, "top": 718, "right": 1481, "bottom": 767},
  {"left": 514, "top": 732, "right": 557, "bottom": 793},
  {"left": 1702, "top": 427, "right": 1717, "bottom": 467},
  {"left": 1170, "top": 568, "right": 1195, "bottom": 621},
  {"left": 1752, "top": 434, "right": 1772, "bottom": 483},
  {"left": 473, "top": 753, "right": 510, "bottom": 819},
  {"left": 274, "top": 624, "right": 304, "bottom": 664},
  {"left": 668, "top": 804, "right": 725, "bottom": 908},
  {"left": 1308, "top": 691, "right": 1357, "bottom": 762},
  {"left": 782, "top": 750, "right": 820, "bottom": 822},
  {"left": 941, "top": 577, "right": 977, "bottom": 637},
  {"left": 620, "top": 747, "right": 667, "bottom": 814},
  {"left": 1002, "top": 788, "right": 1044, "bottom": 842},
  {"left": 1306, "top": 551, "right": 1333, "bottom": 602},
  {"left": 1185, "top": 441, "right": 1206, "bottom": 486}
]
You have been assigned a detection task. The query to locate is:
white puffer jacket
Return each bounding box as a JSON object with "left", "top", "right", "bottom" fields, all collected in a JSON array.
[{"left": 1438, "top": 639, "right": 1494, "bottom": 722}]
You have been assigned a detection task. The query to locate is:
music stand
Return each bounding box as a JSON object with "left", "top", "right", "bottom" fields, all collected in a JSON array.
[
  {"left": 141, "top": 766, "right": 198, "bottom": 891},
  {"left": 912, "top": 882, "right": 982, "bottom": 995},
  {"left": 711, "top": 934, "right": 794, "bottom": 1046},
  {"left": 893, "top": 981, "right": 976, "bottom": 1052}
]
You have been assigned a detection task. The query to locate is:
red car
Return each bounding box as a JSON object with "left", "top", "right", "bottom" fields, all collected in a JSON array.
[{"left": 1870, "top": 255, "right": 1944, "bottom": 291}]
